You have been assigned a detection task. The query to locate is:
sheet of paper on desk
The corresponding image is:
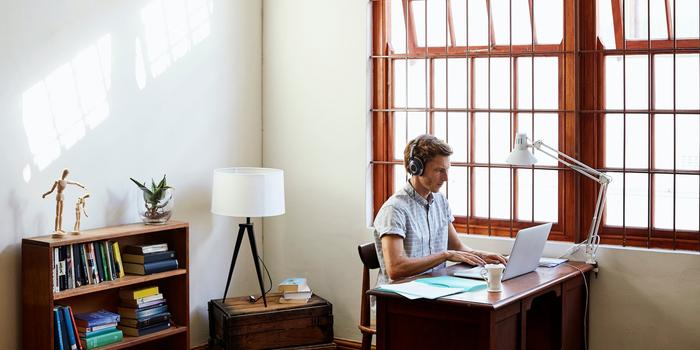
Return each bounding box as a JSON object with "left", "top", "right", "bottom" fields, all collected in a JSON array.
[
  {"left": 377, "top": 281, "right": 464, "bottom": 299},
  {"left": 415, "top": 276, "right": 487, "bottom": 292},
  {"left": 539, "top": 257, "right": 568, "bottom": 267}
]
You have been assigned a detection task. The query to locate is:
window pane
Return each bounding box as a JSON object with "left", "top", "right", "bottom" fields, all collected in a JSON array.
[
  {"left": 654, "top": 174, "right": 674, "bottom": 229},
  {"left": 490, "top": 113, "right": 511, "bottom": 164},
  {"left": 597, "top": 0, "right": 617, "bottom": 48},
  {"left": 534, "top": 170, "right": 559, "bottom": 222},
  {"left": 393, "top": 111, "right": 427, "bottom": 160},
  {"left": 676, "top": 175, "right": 700, "bottom": 231},
  {"left": 675, "top": 54, "right": 700, "bottom": 110},
  {"left": 655, "top": 54, "right": 674, "bottom": 110},
  {"left": 650, "top": 0, "right": 669, "bottom": 39},
  {"left": 490, "top": 57, "right": 512, "bottom": 108},
  {"left": 434, "top": 58, "right": 469, "bottom": 108},
  {"left": 517, "top": 57, "right": 558, "bottom": 110},
  {"left": 393, "top": 59, "right": 427, "bottom": 108},
  {"left": 474, "top": 58, "right": 489, "bottom": 108},
  {"left": 434, "top": 113, "right": 469, "bottom": 163},
  {"left": 624, "top": 0, "right": 648, "bottom": 40},
  {"left": 625, "top": 113, "right": 649, "bottom": 169},
  {"left": 534, "top": 113, "right": 559, "bottom": 166},
  {"left": 474, "top": 112, "right": 489, "bottom": 163},
  {"left": 411, "top": 1, "right": 426, "bottom": 47},
  {"left": 451, "top": 0, "right": 468, "bottom": 46},
  {"left": 447, "top": 166, "right": 468, "bottom": 216},
  {"left": 517, "top": 169, "right": 533, "bottom": 221},
  {"left": 491, "top": 168, "right": 511, "bottom": 219},
  {"left": 676, "top": 115, "right": 700, "bottom": 171},
  {"left": 605, "top": 114, "right": 624, "bottom": 168},
  {"left": 426, "top": 0, "right": 449, "bottom": 47},
  {"left": 654, "top": 114, "right": 674, "bottom": 170},
  {"left": 605, "top": 56, "right": 624, "bottom": 110},
  {"left": 534, "top": 0, "right": 563, "bottom": 44},
  {"left": 673, "top": 0, "right": 700, "bottom": 39},
  {"left": 394, "top": 164, "right": 407, "bottom": 194},
  {"left": 390, "top": 0, "right": 407, "bottom": 53},
  {"left": 491, "top": 0, "right": 532, "bottom": 45},
  {"left": 474, "top": 167, "right": 489, "bottom": 217},
  {"left": 605, "top": 172, "right": 650, "bottom": 227},
  {"left": 467, "top": 0, "right": 490, "bottom": 46}
]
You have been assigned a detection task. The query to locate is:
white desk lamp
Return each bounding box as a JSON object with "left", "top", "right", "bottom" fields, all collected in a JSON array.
[
  {"left": 211, "top": 167, "right": 285, "bottom": 307},
  {"left": 506, "top": 133, "right": 611, "bottom": 264}
]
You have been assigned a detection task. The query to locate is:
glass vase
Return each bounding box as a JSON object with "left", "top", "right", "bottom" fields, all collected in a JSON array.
[{"left": 137, "top": 188, "right": 173, "bottom": 224}]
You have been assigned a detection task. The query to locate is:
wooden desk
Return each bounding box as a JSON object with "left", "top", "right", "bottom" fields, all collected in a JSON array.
[{"left": 368, "top": 262, "right": 593, "bottom": 350}]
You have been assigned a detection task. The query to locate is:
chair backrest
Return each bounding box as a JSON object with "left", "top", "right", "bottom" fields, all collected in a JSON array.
[
  {"left": 357, "top": 242, "right": 379, "bottom": 339},
  {"left": 358, "top": 242, "right": 380, "bottom": 270}
]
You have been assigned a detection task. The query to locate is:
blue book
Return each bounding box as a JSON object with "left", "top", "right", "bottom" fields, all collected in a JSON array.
[
  {"left": 74, "top": 310, "right": 120, "bottom": 327},
  {"left": 54, "top": 308, "right": 65, "bottom": 350},
  {"left": 62, "top": 307, "right": 78, "bottom": 350},
  {"left": 122, "top": 258, "right": 178, "bottom": 275}
]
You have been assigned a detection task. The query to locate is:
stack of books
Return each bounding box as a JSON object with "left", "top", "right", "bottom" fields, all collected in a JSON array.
[
  {"left": 277, "top": 278, "right": 313, "bottom": 304},
  {"left": 122, "top": 243, "right": 179, "bottom": 275},
  {"left": 53, "top": 241, "right": 125, "bottom": 292},
  {"left": 73, "top": 309, "right": 122, "bottom": 349},
  {"left": 117, "top": 285, "right": 171, "bottom": 336}
]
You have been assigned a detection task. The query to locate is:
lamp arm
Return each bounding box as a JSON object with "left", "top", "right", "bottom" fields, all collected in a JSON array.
[
  {"left": 532, "top": 140, "right": 610, "bottom": 184},
  {"left": 585, "top": 181, "right": 608, "bottom": 264}
]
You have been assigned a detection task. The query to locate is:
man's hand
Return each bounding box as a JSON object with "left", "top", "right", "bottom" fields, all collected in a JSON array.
[
  {"left": 477, "top": 251, "right": 508, "bottom": 265},
  {"left": 444, "top": 250, "right": 486, "bottom": 266}
]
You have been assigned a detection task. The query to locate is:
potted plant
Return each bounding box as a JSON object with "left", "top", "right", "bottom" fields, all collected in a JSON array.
[{"left": 130, "top": 175, "right": 174, "bottom": 224}]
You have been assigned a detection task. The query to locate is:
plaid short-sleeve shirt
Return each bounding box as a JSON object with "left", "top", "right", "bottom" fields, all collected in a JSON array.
[{"left": 373, "top": 182, "right": 455, "bottom": 285}]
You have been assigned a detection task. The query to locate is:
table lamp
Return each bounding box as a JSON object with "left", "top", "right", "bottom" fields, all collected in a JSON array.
[
  {"left": 506, "top": 133, "right": 611, "bottom": 264},
  {"left": 211, "top": 167, "right": 285, "bottom": 307}
]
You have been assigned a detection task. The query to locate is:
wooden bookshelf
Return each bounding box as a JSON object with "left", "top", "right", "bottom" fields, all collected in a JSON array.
[{"left": 22, "top": 221, "right": 190, "bottom": 349}]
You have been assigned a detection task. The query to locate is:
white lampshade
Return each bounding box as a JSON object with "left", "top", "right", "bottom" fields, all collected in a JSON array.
[
  {"left": 506, "top": 133, "right": 539, "bottom": 166},
  {"left": 211, "top": 167, "right": 286, "bottom": 218}
]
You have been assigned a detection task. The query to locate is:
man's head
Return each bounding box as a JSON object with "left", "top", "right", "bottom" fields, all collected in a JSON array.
[{"left": 404, "top": 135, "right": 452, "bottom": 194}]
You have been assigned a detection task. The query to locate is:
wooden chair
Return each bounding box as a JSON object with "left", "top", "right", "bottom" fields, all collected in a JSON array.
[{"left": 357, "top": 242, "right": 380, "bottom": 350}]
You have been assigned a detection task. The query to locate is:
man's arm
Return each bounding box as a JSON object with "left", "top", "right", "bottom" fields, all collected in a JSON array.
[
  {"left": 447, "top": 223, "right": 508, "bottom": 265},
  {"left": 381, "top": 234, "right": 488, "bottom": 280}
]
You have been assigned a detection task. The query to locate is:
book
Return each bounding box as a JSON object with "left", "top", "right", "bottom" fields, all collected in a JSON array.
[
  {"left": 123, "top": 258, "right": 179, "bottom": 275},
  {"left": 68, "top": 306, "right": 84, "bottom": 350},
  {"left": 120, "top": 293, "right": 164, "bottom": 307},
  {"left": 118, "top": 312, "right": 170, "bottom": 328},
  {"left": 98, "top": 241, "right": 110, "bottom": 281},
  {"left": 84, "top": 243, "right": 99, "bottom": 284},
  {"left": 79, "top": 244, "right": 91, "bottom": 285},
  {"left": 58, "top": 246, "right": 67, "bottom": 291},
  {"left": 112, "top": 241, "right": 125, "bottom": 278},
  {"left": 124, "top": 243, "right": 169, "bottom": 255},
  {"left": 122, "top": 250, "right": 176, "bottom": 264},
  {"left": 102, "top": 241, "right": 114, "bottom": 281},
  {"left": 53, "top": 247, "right": 60, "bottom": 293},
  {"left": 80, "top": 325, "right": 118, "bottom": 339},
  {"left": 59, "top": 306, "right": 71, "bottom": 350},
  {"left": 77, "top": 322, "right": 118, "bottom": 334},
  {"left": 120, "top": 297, "right": 166, "bottom": 310},
  {"left": 93, "top": 242, "right": 105, "bottom": 282},
  {"left": 283, "top": 285, "right": 312, "bottom": 300},
  {"left": 62, "top": 307, "right": 78, "bottom": 350},
  {"left": 66, "top": 245, "right": 75, "bottom": 290},
  {"left": 118, "top": 321, "right": 170, "bottom": 337},
  {"left": 119, "top": 285, "right": 160, "bottom": 300},
  {"left": 78, "top": 329, "right": 123, "bottom": 350},
  {"left": 54, "top": 307, "right": 65, "bottom": 350},
  {"left": 117, "top": 304, "right": 168, "bottom": 320},
  {"left": 278, "top": 278, "right": 308, "bottom": 293},
  {"left": 278, "top": 296, "right": 310, "bottom": 304},
  {"left": 74, "top": 310, "right": 120, "bottom": 327},
  {"left": 72, "top": 244, "right": 84, "bottom": 287}
]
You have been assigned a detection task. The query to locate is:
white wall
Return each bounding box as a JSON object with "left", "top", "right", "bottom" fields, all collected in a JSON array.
[
  {"left": 0, "top": 0, "right": 262, "bottom": 348},
  {"left": 261, "top": 1, "right": 700, "bottom": 349}
]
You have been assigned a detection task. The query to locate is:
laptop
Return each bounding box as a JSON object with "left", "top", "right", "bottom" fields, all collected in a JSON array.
[{"left": 453, "top": 222, "right": 552, "bottom": 281}]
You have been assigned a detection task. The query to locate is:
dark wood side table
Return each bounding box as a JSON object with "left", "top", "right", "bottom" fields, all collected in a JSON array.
[{"left": 368, "top": 262, "right": 593, "bottom": 350}]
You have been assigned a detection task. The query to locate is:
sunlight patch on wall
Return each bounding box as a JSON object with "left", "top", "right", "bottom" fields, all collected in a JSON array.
[
  {"left": 139, "top": 0, "right": 213, "bottom": 81},
  {"left": 22, "top": 34, "right": 112, "bottom": 176}
]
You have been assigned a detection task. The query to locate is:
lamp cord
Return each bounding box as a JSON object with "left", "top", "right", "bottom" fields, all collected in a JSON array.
[
  {"left": 564, "top": 263, "right": 589, "bottom": 350},
  {"left": 258, "top": 255, "right": 273, "bottom": 295}
]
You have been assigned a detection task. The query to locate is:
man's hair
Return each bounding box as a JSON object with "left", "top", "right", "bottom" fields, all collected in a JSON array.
[{"left": 403, "top": 135, "right": 453, "bottom": 173}]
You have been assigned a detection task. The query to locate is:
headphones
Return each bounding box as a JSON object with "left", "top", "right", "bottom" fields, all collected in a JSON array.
[{"left": 407, "top": 138, "right": 424, "bottom": 176}]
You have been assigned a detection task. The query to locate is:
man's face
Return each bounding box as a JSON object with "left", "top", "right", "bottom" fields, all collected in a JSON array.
[{"left": 417, "top": 155, "right": 450, "bottom": 193}]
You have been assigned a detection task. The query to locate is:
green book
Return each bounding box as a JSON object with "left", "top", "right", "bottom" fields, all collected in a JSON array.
[
  {"left": 99, "top": 241, "right": 110, "bottom": 281},
  {"left": 79, "top": 328, "right": 123, "bottom": 349}
]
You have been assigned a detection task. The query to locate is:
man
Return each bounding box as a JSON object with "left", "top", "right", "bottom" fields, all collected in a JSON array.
[{"left": 374, "top": 135, "right": 507, "bottom": 284}]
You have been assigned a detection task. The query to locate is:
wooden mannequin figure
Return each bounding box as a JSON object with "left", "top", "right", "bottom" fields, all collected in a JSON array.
[
  {"left": 42, "top": 168, "right": 87, "bottom": 238},
  {"left": 73, "top": 193, "right": 90, "bottom": 234}
]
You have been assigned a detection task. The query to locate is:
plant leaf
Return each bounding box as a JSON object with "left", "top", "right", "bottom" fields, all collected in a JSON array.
[
  {"left": 130, "top": 178, "right": 154, "bottom": 197},
  {"left": 157, "top": 175, "right": 167, "bottom": 190}
]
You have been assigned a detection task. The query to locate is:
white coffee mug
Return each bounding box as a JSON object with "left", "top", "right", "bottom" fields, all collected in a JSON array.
[{"left": 480, "top": 264, "right": 506, "bottom": 292}]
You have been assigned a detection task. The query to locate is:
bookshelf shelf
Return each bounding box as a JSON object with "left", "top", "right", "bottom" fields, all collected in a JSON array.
[
  {"left": 22, "top": 221, "right": 190, "bottom": 349},
  {"left": 54, "top": 269, "right": 187, "bottom": 300}
]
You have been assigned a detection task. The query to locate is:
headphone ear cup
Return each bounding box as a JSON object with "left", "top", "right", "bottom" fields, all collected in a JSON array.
[{"left": 408, "top": 158, "right": 424, "bottom": 176}]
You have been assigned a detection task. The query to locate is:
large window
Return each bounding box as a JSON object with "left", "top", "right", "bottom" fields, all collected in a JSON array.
[{"left": 372, "top": 0, "right": 700, "bottom": 251}]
